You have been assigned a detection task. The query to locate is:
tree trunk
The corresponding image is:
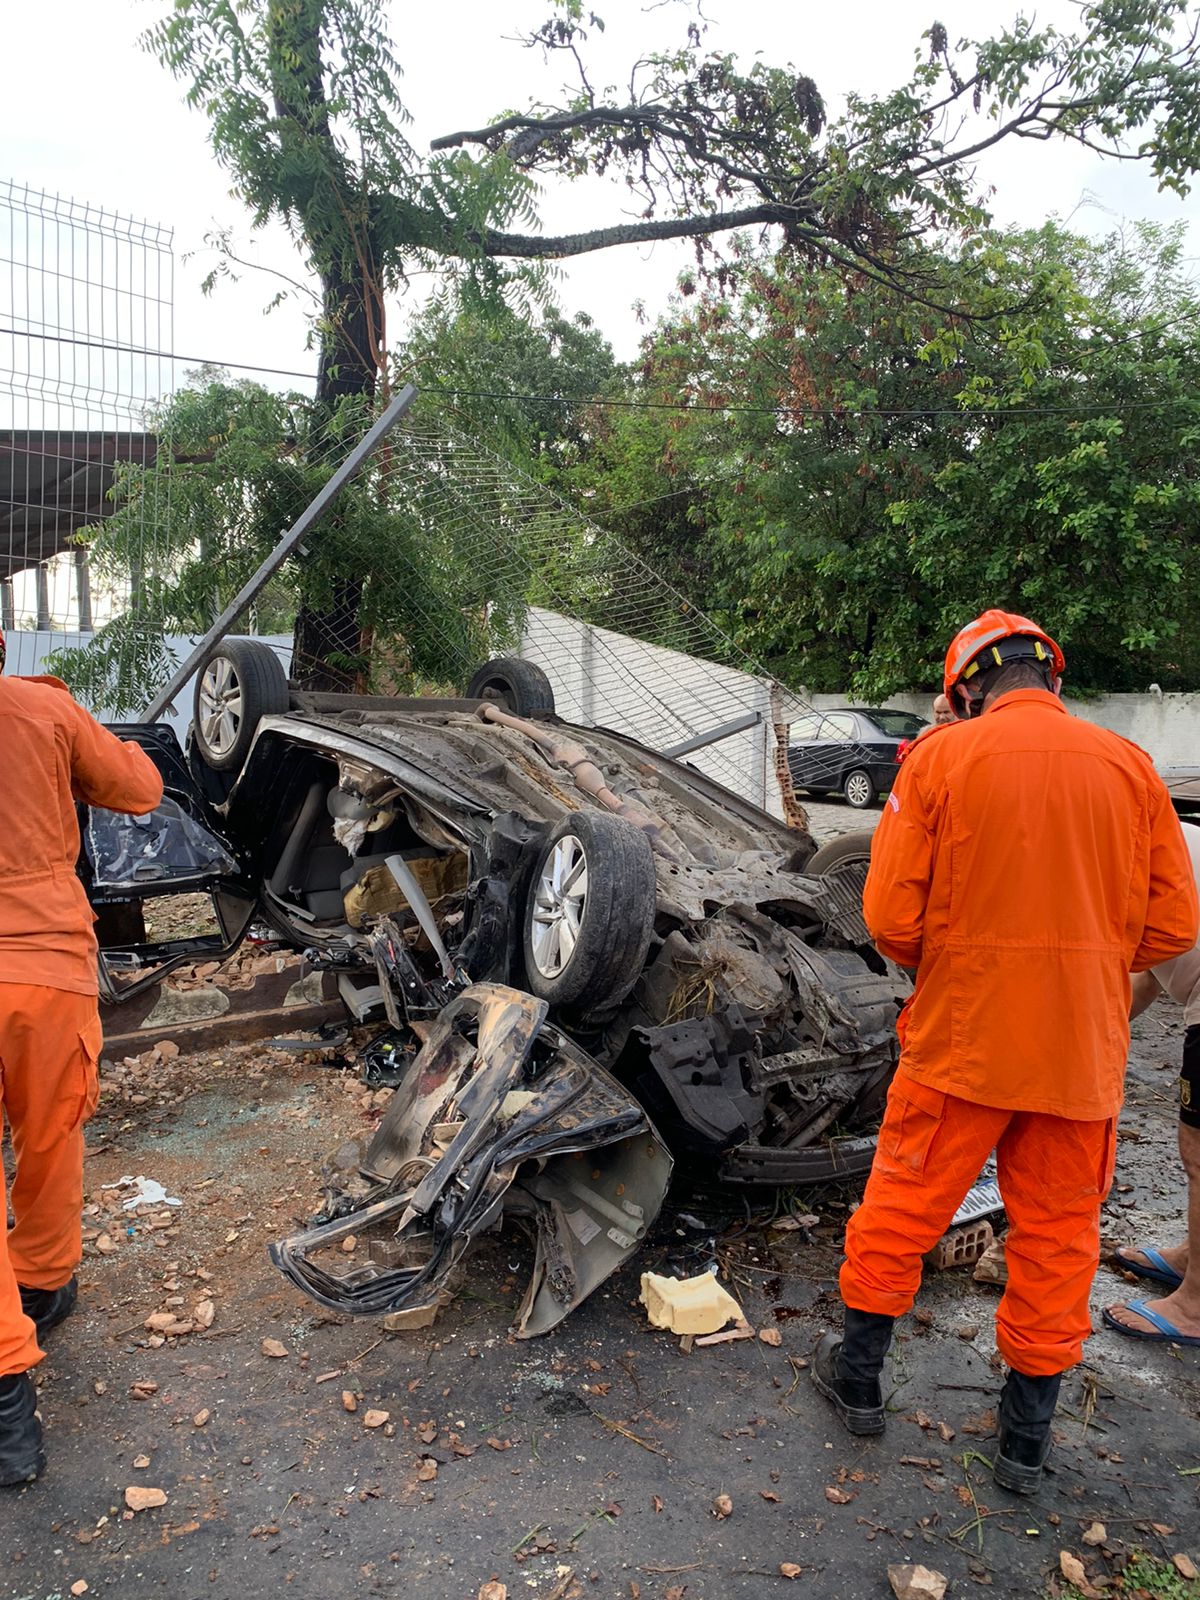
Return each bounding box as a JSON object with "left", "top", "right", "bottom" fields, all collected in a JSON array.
[{"left": 290, "top": 265, "right": 383, "bottom": 690}]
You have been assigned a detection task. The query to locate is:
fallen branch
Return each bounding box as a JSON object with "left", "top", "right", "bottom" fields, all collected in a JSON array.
[{"left": 589, "top": 1409, "right": 670, "bottom": 1459}]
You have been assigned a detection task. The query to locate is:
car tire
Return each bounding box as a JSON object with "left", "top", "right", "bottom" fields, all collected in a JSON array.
[
  {"left": 806, "top": 830, "right": 875, "bottom": 877},
  {"left": 467, "top": 657, "right": 555, "bottom": 717},
  {"left": 192, "top": 637, "right": 291, "bottom": 773},
  {"left": 522, "top": 811, "right": 656, "bottom": 1010},
  {"left": 842, "top": 768, "right": 876, "bottom": 809}
]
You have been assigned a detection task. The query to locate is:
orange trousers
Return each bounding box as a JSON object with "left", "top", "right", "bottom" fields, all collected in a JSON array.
[
  {"left": 842, "top": 1069, "right": 1116, "bottom": 1377},
  {"left": 1, "top": 984, "right": 101, "bottom": 1376}
]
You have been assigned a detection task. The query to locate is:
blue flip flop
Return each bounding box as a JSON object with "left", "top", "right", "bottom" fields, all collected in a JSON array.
[
  {"left": 1102, "top": 1300, "right": 1200, "bottom": 1347},
  {"left": 1110, "top": 1245, "right": 1184, "bottom": 1290}
]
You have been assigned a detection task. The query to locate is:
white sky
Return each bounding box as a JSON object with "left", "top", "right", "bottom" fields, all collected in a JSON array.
[{"left": 3, "top": 0, "right": 1197, "bottom": 391}]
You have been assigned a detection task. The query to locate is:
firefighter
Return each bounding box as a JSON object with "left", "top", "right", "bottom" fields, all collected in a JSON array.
[
  {"left": 811, "top": 610, "right": 1198, "bottom": 1495},
  {"left": 0, "top": 629, "right": 163, "bottom": 1486}
]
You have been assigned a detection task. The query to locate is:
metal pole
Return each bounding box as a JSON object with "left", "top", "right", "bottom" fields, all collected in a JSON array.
[
  {"left": 661, "top": 710, "right": 762, "bottom": 761},
  {"left": 143, "top": 385, "right": 417, "bottom": 723},
  {"left": 74, "top": 547, "right": 94, "bottom": 632},
  {"left": 35, "top": 562, "right": 52, "bottom": 631}
]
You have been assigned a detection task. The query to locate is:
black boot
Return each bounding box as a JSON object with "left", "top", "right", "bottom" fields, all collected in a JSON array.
[
  {"left": 19, "top": 1277, "right": 77, "bottom": 1342},
  {"left": 811, "top": 1308, "right": 894, "bottom": 1436},
  {"left": 994, "top": 1369, "right": 1061, "bottom": 1495},
  {"left": 0, "top": 1374, "right": 44, "bottom": 1488}
]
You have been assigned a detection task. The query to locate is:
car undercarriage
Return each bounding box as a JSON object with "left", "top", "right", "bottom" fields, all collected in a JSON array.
[{"left": 85, "top": 646, "right": 908, "bottom": 1334}]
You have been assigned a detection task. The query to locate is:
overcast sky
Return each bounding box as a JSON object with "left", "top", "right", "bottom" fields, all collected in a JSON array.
[{"left": 3, "top": 0, "right": 1197, "bottom": 401}]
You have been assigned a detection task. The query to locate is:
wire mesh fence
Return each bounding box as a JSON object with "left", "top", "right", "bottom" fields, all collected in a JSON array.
[
  {"left": 350, "top": 411, "right": 777, "bottom": 799},
  {"left": 0, "top": 180, "right": 173, "bottom": 674}
]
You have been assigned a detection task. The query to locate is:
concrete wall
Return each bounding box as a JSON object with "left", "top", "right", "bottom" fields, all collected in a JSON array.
[
  {"left": 522, "top": 609, "right": 777, "bottom": 811},
  {"left": 5, "top": 631, "right": 292, "bottom": 744}
]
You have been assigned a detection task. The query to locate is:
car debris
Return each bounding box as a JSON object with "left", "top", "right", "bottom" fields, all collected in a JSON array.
[
  {"left": 639, "top": 1271, "right": 746, "bottom": 1336},
  {"left": 270, "top": 984, "right": 673, "bottom": 1337},
  {"left": 84, "top": 644, "right": 911, "bottom": 1332}
]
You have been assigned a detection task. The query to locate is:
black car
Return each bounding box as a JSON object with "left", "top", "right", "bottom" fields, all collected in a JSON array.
[
  {"left": 787, "top": 707, "right": 929, "bottom": 809},
  {"left": 82, "top": 641, "right": 908, "bottom": 1334}
]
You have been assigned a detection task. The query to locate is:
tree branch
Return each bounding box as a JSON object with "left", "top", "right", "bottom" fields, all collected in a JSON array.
[{"left": 473, "top": 203, "right": 791, "bottom": 258}]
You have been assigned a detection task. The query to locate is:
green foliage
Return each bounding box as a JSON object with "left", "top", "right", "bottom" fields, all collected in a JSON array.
[
  {"left": 1054, "top": 1551, "right": 1200, "bottom": 1600},
  {"left": 399, "top": 300, "right": 622, "bottom": 477},
  {"left": 569, "top": 223, "right": 1200, "bottom": 696},
  {"left": 149, "top": 0, "right": 1200, "bottom": 339},
  {"left": 1121, "top": 1553, "right": 1199, "bottom": 1598},
  {"left": 135, "top": 0, "right": 1200, "bottom": 687},
  {"left": 46, "top": 298, "right": 628, "bottom": 711},
  {"left": 45, "top": 373, "right": 504, "bottom": 711}
]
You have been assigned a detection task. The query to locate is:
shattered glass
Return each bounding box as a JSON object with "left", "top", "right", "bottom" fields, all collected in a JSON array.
[{"left": 86, "top": 798, "right": 238, "bottom": 890}]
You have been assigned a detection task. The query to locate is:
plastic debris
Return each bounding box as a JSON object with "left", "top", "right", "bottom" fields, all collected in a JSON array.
[
  {"left": 102, "top": 1175, "right": 183, "bottom": 1211},
  {"left": 639, "top": 1270, "right": 745, "bottom": 1335}
]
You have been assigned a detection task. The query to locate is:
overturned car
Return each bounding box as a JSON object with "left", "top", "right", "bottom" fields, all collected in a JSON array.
[{"left": 85, "top": 641, "right": 907, "bottom": 1333}]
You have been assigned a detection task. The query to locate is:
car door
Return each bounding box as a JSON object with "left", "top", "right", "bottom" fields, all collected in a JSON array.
[
  {"left": 805, "top": 712, "right": 856, "bottom": 792},
  {"left": 786, "top": 714, "right": 820, "bottom": 789},
  {"left": 82, "top": 722, "right": 259, "bottom": 1003}
]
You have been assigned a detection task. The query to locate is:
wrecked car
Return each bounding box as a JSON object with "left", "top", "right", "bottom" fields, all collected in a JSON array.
[{"left": 83, "top": 639, "right": 908, "bottom": 1333}]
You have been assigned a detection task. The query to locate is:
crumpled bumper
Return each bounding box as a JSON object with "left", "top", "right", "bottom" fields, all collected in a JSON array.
[{"left": 269, "top": 983, "right": 673, "bottom": 1337}]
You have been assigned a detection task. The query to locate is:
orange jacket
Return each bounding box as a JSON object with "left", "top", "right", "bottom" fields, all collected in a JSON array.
[
  {"left": 863, "top": 689, "right": 1198, "bottom": 1119},
  {"left": 0, "top": 676, "right": 163, "bottom": 996}
]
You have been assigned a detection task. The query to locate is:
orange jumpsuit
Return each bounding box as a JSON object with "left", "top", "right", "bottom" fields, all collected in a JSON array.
[
  {"left": 1, "top": 675, "right": 162, "bottom": 1376},
  {"left": 848, "top": 688, "right": 1198, "bottom": 1375}
]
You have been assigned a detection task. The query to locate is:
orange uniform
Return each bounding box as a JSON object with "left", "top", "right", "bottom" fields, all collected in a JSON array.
[
  {"left": 1, "top": 675, "right": 162, "bottom": 1377},
  {"left": 844, "top": 688, "right": 1197, "bottom": 1375}
]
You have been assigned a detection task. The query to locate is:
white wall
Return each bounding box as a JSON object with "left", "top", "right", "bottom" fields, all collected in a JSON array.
[
  {"left": 522, "top": 609, "right": 776, "bottom": 811},
  {"left": 5, "top": 631, "right": 292, "bottom": 744},
  {"left": 16, "top": 617, "right": 1198, "bottom": 812}
]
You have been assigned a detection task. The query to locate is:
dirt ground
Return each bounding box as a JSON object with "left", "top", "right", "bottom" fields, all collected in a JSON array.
[{"left": 5, "top": 800, "right": 1199, "bottom": 1600}]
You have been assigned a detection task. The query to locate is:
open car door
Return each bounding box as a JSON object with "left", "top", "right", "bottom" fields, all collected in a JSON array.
[{"left": 82, "top": 723, "right": 258, "bottom": 1003}]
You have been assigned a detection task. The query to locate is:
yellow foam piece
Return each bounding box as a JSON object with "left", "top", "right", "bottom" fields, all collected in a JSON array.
[{"left": 639, "top": 1270, "right": 745, "bottom": 1335}]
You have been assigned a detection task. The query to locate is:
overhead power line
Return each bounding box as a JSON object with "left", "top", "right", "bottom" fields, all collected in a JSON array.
[{"left": 2, "top": 322, "right": 1196, "bottom": 421}]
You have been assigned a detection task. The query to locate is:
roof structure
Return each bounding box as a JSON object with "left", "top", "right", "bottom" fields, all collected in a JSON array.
[{"left": 0, "top": 430, "right": 157, "bottom": 577}]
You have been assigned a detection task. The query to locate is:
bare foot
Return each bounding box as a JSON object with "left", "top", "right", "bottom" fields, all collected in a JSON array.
[
  {"left": 1112, "top": 1242, "right": 1189, "bottom": 1277},
  {"left": 1104, "top": 1288, "right": 1200, "bottom": 1340}
]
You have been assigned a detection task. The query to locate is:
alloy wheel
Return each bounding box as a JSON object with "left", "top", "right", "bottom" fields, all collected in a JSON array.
[
  {"left": 529, "top": 833, "right": 589, "bottom": 978},
  {"left": 197, "top": 656, "right": 243, "bottom": 757},
  {"left": 845, "top": 771, "right": 872, "bottom": 808}
]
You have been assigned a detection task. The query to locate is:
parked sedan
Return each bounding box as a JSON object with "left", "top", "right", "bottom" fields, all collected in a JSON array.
[
  {"left": 788, "top": 707, "right": 929, "bottom": 809},
  {"left": 82, "top": 642, "right": 909, "bottom": 1334}
]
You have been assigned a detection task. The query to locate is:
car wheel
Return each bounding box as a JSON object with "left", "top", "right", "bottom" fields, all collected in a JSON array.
[
  {"left": 467, "top": 657, "right": 555, "bottom": 717},
  {"left": 522, "top": 811, "right": 655, "bottom": 1010},
  {"left": 193, "top": 637, "right": 290, "bottom": 773},
  {"left": 843, "top": 768, "right": 876, "bottom": 809},
  {"left": 806, "top": 830, "right": 874, "bottom": 877}
]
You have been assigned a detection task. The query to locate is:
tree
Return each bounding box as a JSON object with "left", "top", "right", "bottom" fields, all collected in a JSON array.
[
  {"left": 145, "top": 0, "right": 1200, "bottom": 683},
  {"left": 398, "top": 300, "right": 621, "bottom": 478},
  {"left": 48, "top": 304, "right": 626, "bottom": 713},
  {"left": 569, "top": 223, "right": 1200, "bottom": 696}
]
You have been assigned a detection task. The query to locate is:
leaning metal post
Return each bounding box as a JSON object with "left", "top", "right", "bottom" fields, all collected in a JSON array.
[{"left": 142, "top": 383, "right": 418, "bottom": 723}]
